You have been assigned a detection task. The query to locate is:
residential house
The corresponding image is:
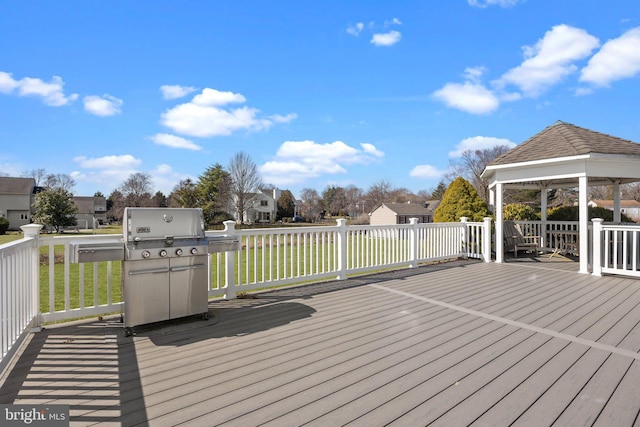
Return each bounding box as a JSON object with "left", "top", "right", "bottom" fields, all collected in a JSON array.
[
  {"left": 369, "top": 200, "right": 441, "bottom": 226},
  {"left": 73, "top": 196, "right": 108, "bottom": 229},
  {"left": 234, "top": 189, "right": 282, "bottom": 224},
  {"left": 0, "top": 177, "right": 38, "bottom": 231},
  {"left": 588, "top": 199, "right": 640, "bottom": 222}
]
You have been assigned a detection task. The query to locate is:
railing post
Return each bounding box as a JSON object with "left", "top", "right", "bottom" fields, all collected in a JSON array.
[
  {"left": 20, "top": 224, "right": 43, "bottom": 328},
  {"left": 460, "top": 217, "right": 468, "bottom": 259},
  {"left": 592, "top": 218, "right": 603, "bottom": 276},
  {"left": 336, "top": 218, "right": 348, "bottom": 280},
  {"left": 483, "top": 217, "right": 492, "bottom": 262},
  {"left": 409, "top": 218, "right": 418, "bottom": 268},
  {"left": 222, "top": 220, "right": 238, "bottom": 299}
]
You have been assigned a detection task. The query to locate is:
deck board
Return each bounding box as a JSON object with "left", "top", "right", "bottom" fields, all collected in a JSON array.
[{"left": 3, "top": 258, "right": 640, "bottom": 426}]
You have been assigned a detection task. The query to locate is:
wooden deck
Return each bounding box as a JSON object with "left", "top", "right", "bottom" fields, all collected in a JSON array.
[{"left": 2, "top": 258, "right": 640, "bottom": 426}]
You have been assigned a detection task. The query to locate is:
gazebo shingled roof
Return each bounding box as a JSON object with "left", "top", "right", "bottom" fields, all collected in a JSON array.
[{"left": 489, "top": 121, "right": 640, "bottom": 166}]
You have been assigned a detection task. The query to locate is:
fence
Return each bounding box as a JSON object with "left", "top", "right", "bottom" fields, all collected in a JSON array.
[
  {"left": 0, "top": 225, "right": 42, "bottom": 373},
  {"left": 592, "top": 219, "right": 640, "bottom": 278},
  {"left": 0, "top": 217, "right": 490, "bottom": 368}
]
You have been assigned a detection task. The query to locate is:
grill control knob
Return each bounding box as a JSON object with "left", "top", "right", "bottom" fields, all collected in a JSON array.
[
  {"left": 159, "top": 249, "right": 168, "bottom": 258},
  {"left": 175, "top": 248, "right": 183, "bottom": 256},
  {"left": 142, "top": 250, "right": 151, "bottom": 259},
  {"left": 190, "top": 247, "right": 199, "bottom": 255}
]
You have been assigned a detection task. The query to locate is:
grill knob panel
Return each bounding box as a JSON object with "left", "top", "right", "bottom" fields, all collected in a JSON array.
[{"left": 159, "top": 249, "right": 168, "bottom": 258}]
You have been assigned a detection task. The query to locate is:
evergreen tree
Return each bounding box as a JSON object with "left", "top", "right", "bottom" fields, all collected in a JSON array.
[
  {"left": 197, "top": 164, "right": 233, "bottom": 228},
  {"left": 32, "top": 188, "right": 78, "bottom": 233},
  {"left": 434, "top": 177, "right": 492, "bottom": 222},
  {"left": 277, "top": 190, "right": 296, "bottom": 219}
]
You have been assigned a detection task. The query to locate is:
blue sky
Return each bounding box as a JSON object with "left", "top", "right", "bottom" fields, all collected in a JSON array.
[{"left": 1, "top": 0, "right": 640, "bottom": 199}]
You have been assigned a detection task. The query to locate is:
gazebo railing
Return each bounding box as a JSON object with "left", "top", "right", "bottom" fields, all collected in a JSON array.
[{"left": 592, "top": 220, "right": 640, "bottom": 278}]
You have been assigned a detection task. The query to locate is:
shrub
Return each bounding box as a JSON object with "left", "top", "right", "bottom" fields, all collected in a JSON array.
[
  {"left": 0, "top": 217, "right": 9, "bottom": 235},
  {"left": 434, "top": 177, "right": 492, "bottom": 222},
  {"left": 503, "top": 203, "right": 537, "bottom": 221},
  {"left": 547, "top": 206, "right": 633, "bottom": 223}
]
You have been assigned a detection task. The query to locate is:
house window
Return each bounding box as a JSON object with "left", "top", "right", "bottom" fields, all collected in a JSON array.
[
  {"left": 260, "top": 200, "right": 268, "bottom": 207},
  {"left": 258, "top": 212, "right": 270, "bottom": 222}
]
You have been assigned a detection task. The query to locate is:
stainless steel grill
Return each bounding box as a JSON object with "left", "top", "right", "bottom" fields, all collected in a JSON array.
[{"left": 71, "top": 207, "right": 239, "bottom": 336}]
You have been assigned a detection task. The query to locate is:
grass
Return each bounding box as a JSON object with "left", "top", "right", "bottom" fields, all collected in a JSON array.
[{"left": 8, "top": 224, "right": 419, "bottom": 319}]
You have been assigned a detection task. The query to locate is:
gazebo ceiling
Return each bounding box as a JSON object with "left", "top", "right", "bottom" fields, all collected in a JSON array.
[{"left": 482, "top": 121, "right": 640, "bottom": 189}]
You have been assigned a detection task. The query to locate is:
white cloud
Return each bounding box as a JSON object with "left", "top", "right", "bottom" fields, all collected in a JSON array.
[
  {"left": 448, "top": 136, "right": 517, "bottom": 157},
  {"left": 384, "top": 18, "right": 402, "bottom": 27},
  {"left": 580, "top": 27, "right": 640, "bottom": 87},
  {"left": 0, "top": 71, "right": 78, "bottom": 106},
  {"left": 432, "top": 81, "right": 500, "bottom": 115},
  {"left": 83, "top": 94, "right": 123, "bottom": 116},
  {"left": 347, "top": 22, "right": 364, "bottom": 36},
  {"left": 468, "top": 0, "right": 522, "bottom": 7},
  {"left": 496, "top": 24, "right": 600, "bottom": 97},
  {"left": 259, "top": 140, "right": 384, "bottom": 186},
  {"left": 149, "top": 133, "right": 202, "bottom": 151},
  {"left": 192, "top": 88, "right": 246, "bottom": 106},
  {"left": 371, "top": 30, "right": 402, "bottom": 47},
  {"left": 409, "top": 165, "right": 445, "bottom": 179},
  {"left": 73, "top": 154, "right": 141, "bottom": 169},
  {"left": 161, "top": 88, "right": 296, "bottom": 138},
  {"left": 160, "top": 84, "right": 197, "bottom": 100}
]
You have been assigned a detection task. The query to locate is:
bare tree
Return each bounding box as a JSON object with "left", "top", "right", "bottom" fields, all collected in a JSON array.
[
  {"left": 447, "top": 145, "right": 512, "bottom": 204},
  {"left": 229, "top": 152, "right": 262, "bottom": 223},
  {"left": 119, "top": 172, "right": 154, "bottom": 207},
  {"left": 43, "top": 173, "right": 76, "bottom": 192},
  {"left": 365, "top": 179, "right": 393, "bottom": 212},
  {"left": 21, "top": 168, "right": 47, "bottom": 185},
  {"left": 298, "top": 188, "right": 322, "bottom": 222}
]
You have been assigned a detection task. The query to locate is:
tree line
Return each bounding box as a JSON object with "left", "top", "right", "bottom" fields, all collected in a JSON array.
[{"left": 14, "top": 146, "right": 640, "bottom": 231}]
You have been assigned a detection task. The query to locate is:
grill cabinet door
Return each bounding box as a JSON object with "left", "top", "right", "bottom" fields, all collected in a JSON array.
[
  {"left": 169, "top": 255, "right": 208, "bottom": 319},
  {"left": 124, "top": 259, "right": 170, "bottom": 327}
]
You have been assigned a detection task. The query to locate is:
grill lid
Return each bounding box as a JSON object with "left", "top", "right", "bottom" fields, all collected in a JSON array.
[{"left": 124, "top": 207, "right": 206, "bottom": 243}]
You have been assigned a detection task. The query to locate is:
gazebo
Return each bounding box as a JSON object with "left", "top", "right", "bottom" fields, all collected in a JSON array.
[{"left": 481, "top": 121, "right": 640, "bottom": 274}]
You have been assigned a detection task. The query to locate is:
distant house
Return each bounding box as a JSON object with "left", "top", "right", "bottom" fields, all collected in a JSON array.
[
  {"left": 0, "top": 177, "right": 39, "bottom": 231},
  {"left": 588, "top": 199, "right": 640, "bottom": 222},
  {"left": 233, "top": 188, "right": 290, "bottom": 224},
  {"left": 73, "top": 196, "right": 108, "bottom": 229},
  {"left": 369, "top": 201, "right": 441, "bottom": 226}
]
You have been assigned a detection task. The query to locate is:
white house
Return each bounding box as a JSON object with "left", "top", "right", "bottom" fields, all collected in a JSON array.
[
  {"left": 588, "top": 199, "right": 640, "bottom": 222},
  {"left": 369, "top": 201, "right": 440, "bottom": 226},
  {"left": 235, "top": 188, "right": 288, "bottom": 224},
  {"left": 0, "top": 177, "right": 38, "bottom": 230},
  {"left": 73, "top": 196, "right": 108, "bottom": 229}
]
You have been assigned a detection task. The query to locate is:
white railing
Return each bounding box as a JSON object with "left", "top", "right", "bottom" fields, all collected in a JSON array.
[
  {"left": 215, "top": 217, "right": 491, "bottom": 297},
  {"left": 38, "top": 233, "right": 124, "bottom": 323},
  {"left": 0, "top": 225, "right": 42, "bottom": 373},
  {"left": 515, "top": 220, "right": 580, "bottom": 255},
  {"left": 0, "top": 217, "right": 490, "bottom": 368},
  {"left": 592, "top": 219, "right": 640, "bottom": 278}
]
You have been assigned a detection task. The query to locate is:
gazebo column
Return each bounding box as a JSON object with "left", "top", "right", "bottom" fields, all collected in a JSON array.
[
  {"left": 495, "top": 182, "right": 504, "bottom": 263},
  {"left": 540, "top": 187, "right": 548, "bottom": 249},
  {"left": 579, "top": 176, "right": 589, "bottom": 274},
  {"left": 613, "top": 181, "right": 621, "bottom": 223}
]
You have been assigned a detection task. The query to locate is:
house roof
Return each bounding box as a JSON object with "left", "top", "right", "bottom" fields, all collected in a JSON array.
[
  {"left": 73, "top": 197, "right": 96, "bottom": 214},
  {"left": 378, "top": 201, "right": 440, "bottom": 215},
  {"left": 489, "top": 121, "right": 640, "bottom": 166},
  {"left": 0, "top": 177, "right": 36, "bottom": 194},
  {"left": 590, "top": 199, "right": 640, "bottom": 208}
]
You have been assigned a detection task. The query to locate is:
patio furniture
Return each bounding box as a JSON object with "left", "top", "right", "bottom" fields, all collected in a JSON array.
[{"left": 503, "top": 220, "right": 540, "bottom": 258}]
